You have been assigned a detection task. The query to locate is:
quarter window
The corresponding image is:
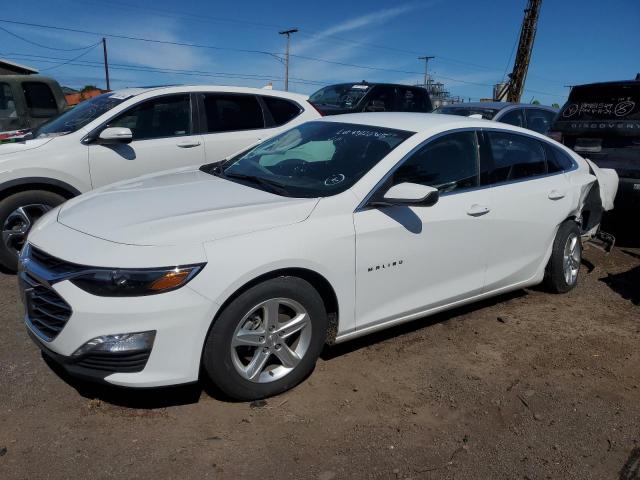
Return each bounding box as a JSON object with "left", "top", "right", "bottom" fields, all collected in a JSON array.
[
  {"left": 525, "top": 108, "right": 556, "bottom": 134},
  {"left": 22, "top": 82, "right": 57, "bottom": 111},
  {"left": 108, "top": 94, "right": 191, "bottom": 140},
  {"left": 262, "top": 96, "right": 301, "bottom": 126},
  {"left": 499, "top": 109, "right": 525, "bottom": 128},
  {"left": 481, "top": 131, "right": 546, "bottom": 184},
  {"left": 545, "top": 144, "right": 574, "bottom": 173},
  {"left": 393, "top": 131, "right": 479, "bottom": 193},
  {"left": 202, "top": 94, "right": 264, "bottom": 132}
]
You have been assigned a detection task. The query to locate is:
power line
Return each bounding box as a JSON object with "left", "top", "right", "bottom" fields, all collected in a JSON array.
[
  {"left": 39, "top": 41, "right": 101, "bottom": 71},
  {"left": 0, "top": 24, "right": 100, "bottom": 51},
  {"left": 0, "top": 18, "right": 563, "bottom": 97}
]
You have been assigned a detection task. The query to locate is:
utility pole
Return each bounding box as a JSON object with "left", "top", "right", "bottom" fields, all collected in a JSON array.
[
  {"left": 279, "top": 28, "right": 298, "bottom": 91},
  {"left": 102, "top": 37, "right": 110, "bottom": 91},
  {"left": 418, "top": 55, "right": 435, "bottom": 87}
]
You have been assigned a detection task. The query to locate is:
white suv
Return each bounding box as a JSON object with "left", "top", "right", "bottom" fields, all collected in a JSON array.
[
  {"left": 0, "top": 85, "right": 319, "bottom": 270},
  {"left": 20, "top": 113, "right": 618, "bottom": 400}
]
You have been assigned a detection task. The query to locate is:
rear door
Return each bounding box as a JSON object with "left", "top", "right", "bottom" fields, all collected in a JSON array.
[
  {"left": 479, "top": 129, "right": 573, "bottom": 292},
  {"left": 88, "top": 93, "right": 204, "bottom": 187}
]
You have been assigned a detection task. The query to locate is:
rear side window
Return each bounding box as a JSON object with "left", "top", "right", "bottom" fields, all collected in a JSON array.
[
  {"left": 22, "top": 82, "right": 57, "bottom": 110},
  {"left": 364, "top": 86, "right": 396, "bottom": 112},
  {"left": 525, "top": 108, "right": 556, "bottom": 134},
  {"left": 545, "top": 144, "right": 575, "bottom": 173},
  {"left": 202, "top": 94, "right": 264, "bottom": 132},
  {"left": 262, "top": 96, "right": 301, "bottom": 126},
  {"left": 109, "top": 94, "right": 191, "bottom": 140},
  {"left": 481, "top": 131, "right": 546, "bottom": 184},
  {"left": 393, "top": 131, "right": 479, "bottom": 193},
  {"left": 396, "top": 87, "right": 430, "bottom": 112},
  {"left": 499, "top": 109, "right": 525, "bottom": 128}
]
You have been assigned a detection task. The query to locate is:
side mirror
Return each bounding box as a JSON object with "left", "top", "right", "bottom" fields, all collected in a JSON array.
[
  {"left": 98, "top": 127, "right": 133, "bottom": 144},
  {"left": 371, "top": 182, "right": 439, "bottom": 208}
]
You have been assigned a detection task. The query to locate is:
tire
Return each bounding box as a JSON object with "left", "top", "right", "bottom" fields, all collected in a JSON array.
[
  {"left": 543, "top": 220, "right": 582, "bottom": 294},
  {"left": 0, "top": 190, "right": 66, "bottom": 272},
  {"left": 202, "top": 276, "right": 328, "bottom": 401}
]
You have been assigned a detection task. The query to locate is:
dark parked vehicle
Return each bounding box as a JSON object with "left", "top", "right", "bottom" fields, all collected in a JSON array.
[
  {"left": 309, "top": 82, "right": 432, "bottom": 115},
  {"left": 436, "top": 102, "right": 558, "bottom": 135},
  {"left": 551, "top": 80, "right": 640, "bottom": 209},
  {"left": 0, "top": 75, "right": 67, "bottom": 139}
]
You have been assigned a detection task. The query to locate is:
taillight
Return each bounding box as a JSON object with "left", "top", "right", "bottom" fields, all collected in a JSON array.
[
  {"left": 308, "top": 101, "right": 325, "bottom": 116},
  {"left": 547, "top": 131, "right": 563, "bottom": 143}
]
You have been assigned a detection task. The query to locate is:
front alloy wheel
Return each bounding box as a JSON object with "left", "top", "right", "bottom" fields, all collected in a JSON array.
[
  {"left": 202, "top": 277, "right": 328, "bottom": 401},
  {"left": 231, "top": 298, "right": 312, "bottom": 383}
]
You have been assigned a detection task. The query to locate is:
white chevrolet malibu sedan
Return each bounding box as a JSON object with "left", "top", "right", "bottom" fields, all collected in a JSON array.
[{"left": 20, "top": 113, "right": 618, "bottom": 400}]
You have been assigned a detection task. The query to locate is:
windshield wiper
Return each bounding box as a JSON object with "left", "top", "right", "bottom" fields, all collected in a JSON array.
[{"left": 222, "top": 171, "right": 290, "bottom": 196}]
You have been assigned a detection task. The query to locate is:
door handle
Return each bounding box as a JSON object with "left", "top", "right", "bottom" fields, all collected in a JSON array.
[
  {"left": 177, "top": 141, "right": 201, "bottom": 148},
  {"left": 548, "top": 190, "right": 565, "bottom": 200},
  {"left": 467, "top": 204, "right": 491, "bottom": 217}
]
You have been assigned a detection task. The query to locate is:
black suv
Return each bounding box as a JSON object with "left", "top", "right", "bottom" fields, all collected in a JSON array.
[
  {"left": 551, "top": 79, "right": 640, "bottom": 209},
  {"left": 309, "top": 82, "right": 432, "bottom": 115}
]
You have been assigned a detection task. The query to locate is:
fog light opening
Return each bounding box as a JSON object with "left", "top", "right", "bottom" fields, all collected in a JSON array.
[{"left": 72, "top": 331, "right": 156, "bottom": 357}]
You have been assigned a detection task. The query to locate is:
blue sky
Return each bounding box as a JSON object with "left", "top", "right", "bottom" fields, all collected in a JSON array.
[{"left": 1, "top": 0, "right": 638, "bottom": 105}]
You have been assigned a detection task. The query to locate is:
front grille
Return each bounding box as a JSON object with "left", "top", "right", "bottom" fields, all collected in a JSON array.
[
  {"left": 29, "top": 245, "right": 78, "bottom": 274},
  {"left": 22, "top": 273, "right": 72, "bottom": 341},
  {"left": 75, "top": 351, "right": 151, "bottom": 373}
]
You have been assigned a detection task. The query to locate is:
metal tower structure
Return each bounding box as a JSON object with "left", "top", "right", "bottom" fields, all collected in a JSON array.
[{"left": 497, "top": 0, "right": 542, "bottom": 103}]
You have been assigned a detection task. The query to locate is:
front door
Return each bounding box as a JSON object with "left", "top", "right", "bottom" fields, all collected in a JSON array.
[
  {"left": 354, "top": 130, "right": 492, "bottom": 330},
  {"left": 88, "top": 93, "right": 204, "bottom": 188}
]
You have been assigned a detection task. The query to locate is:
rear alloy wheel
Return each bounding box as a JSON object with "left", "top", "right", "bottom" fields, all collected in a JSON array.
[
  {"left": 203, "top": 277, "right": 328, "bottom": 400},
  {"left": 0, "top": 191, "right": 66, "bottom": 272},
  {"left": 543, "top": 220, "right": 582, "bottom": 293}
]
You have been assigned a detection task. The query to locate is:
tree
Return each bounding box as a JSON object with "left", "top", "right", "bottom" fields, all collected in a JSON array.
[
  {"left": 81, "top": 85, "right": 98, "bottom": 93},
  {"left": 531, "top": 99, "right": 540, "bottom": 105},
  {"left": 552, "top": 103, "right": 560, "bottom": 108}
]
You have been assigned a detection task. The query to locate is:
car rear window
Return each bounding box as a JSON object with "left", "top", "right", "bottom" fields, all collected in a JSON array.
[{"left": 558, "top": 83, "right": 640, "bottom": 122}]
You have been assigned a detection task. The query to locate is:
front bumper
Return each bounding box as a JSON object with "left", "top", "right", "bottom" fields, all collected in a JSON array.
[{"left": 20, "top": 250, "right": 220, "bottom": 388}]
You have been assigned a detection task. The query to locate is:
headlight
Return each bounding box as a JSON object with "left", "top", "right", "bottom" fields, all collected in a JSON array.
[{"left": 70, "top": 264, "right": 205, "bottom": 297}]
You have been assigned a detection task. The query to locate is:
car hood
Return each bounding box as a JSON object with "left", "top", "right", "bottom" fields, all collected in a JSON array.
[
  {"left": 57, "top": 168, "right": 320, "bottom": 246},
  {"left": 0, "top": 136, "right": 54, "bottom": 155}
]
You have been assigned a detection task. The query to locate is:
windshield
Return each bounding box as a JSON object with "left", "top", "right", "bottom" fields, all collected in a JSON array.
[
  {"left": 209, "top": 121, "right": 413, "bottom": 198},
  {"left": 309, "top": 84, "right": 370, "bottom": 109},
  {"left": 436, "top": 106, "right": 499, "bottom": 120},
  {"left": 558, "top": 83, "right": 640, "bottom": 122},
  {"left": 35, "top": 93, "right": 126, "bottom": 138}
]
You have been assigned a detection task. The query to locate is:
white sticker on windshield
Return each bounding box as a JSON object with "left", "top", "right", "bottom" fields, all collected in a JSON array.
[
  {"left": 351, "top": 85, "right": 369, "bottom": 90},
  {"left": 109, "top": 93, "right": 134, "bottom": 100}
]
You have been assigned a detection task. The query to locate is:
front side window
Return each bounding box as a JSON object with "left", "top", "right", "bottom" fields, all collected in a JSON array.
[
  {"left": 35, "top": 93, "right": 124, "bottom": 138},
  {"left": 0, "top": 83, "right": 17, "bottom": 119},
  {"left": 481, "top": 131, "right": 546, "bottom": 185},
  {"left": 202, "top": 94, "right": 264, "bottom": 133},
  {"left": 499, "top": 108, "right": 525, "bottom": 128},
  {"left": 211, "top": 122, "right": 413, "bottom": 198},
  {"left": 308, "top": 84, "right": 370, "bottom": 109},
  {"left": 22, "top": 82, "right": 57, "bottom": 111},
  {"left": 262, "top": 96, "right": 301, "bottom": 126},
  {"left": 392, "top": 131, "right": 479, "bottom": 193},
  {"left": 525, "top": 108, "right": 556, "bottom": 134},
  {"left": 108, "top": 94, "right": 191, "bottom": 140}
]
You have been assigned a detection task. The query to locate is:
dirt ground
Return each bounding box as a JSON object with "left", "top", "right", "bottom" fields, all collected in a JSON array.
[{"left": 1, "top": 220, "right": 639, "bottom": 480}]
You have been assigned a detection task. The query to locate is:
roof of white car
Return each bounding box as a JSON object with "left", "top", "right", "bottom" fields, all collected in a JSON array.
[
  {"left": 319, "top": 112, "right": 486, "bottom": 133},
  {"left": 107, "top": 85, "right": 309, "bottom": 101}
]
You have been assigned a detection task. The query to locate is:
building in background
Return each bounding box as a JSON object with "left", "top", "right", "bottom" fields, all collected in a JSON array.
[
  {"left": 415, "top": 75, "right": 461, "bottom": 108},
  {"left": 0, "top": 59, "right": 38, "bottom": 76}
]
